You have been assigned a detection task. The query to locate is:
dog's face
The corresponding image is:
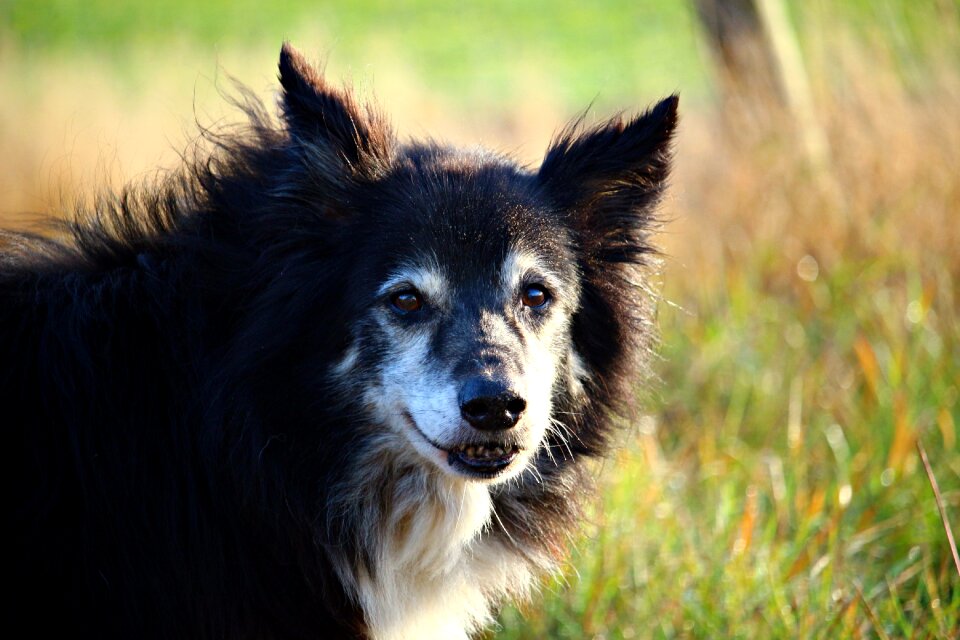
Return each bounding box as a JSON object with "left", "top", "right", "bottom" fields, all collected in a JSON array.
[
  {"left": 335, "top": 153, "right": 583, "bottom": 483},
  {"left": 276, "top": 44, "right": 676, "bottom": 484}
]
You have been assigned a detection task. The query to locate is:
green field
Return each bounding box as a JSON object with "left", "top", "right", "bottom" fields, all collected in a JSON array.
[
  {"left": 2, "top": 1, "right": 958, "bottom": 637},
  {"left": 0, "top": 0, "right": 706, "bottom": 109}
]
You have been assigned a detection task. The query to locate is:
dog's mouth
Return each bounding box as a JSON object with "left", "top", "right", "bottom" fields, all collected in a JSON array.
[
  {"left": 446, "top": 443, "right": 521, "bottom": 477},
  {"left": 403, "top": 412, "right": 523, "bottom": 480}
]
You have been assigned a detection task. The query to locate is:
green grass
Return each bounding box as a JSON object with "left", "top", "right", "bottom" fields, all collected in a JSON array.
[
  {"left": 1, "top": 0, "right": 706, "bottom": 108},
  {"left": 3, "top": 0, "right": 948, "bottom": 109}
]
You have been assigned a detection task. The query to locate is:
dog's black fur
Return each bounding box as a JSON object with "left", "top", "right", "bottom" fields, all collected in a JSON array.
[{"left": 2, "top": 44, "right": 676, "bottom": 638}]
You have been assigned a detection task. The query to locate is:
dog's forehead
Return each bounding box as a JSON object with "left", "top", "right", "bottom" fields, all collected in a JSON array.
[{"left": 367, "top": 147, "right": 570, "bottom": 282}]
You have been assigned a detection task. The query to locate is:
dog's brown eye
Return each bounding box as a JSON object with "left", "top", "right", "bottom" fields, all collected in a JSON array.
[
  {"left": 391, "top": 290, "right": 423, "bottom": 313},
  {"left": 521, "top": 285, "right": 549, "bottom": 308}
]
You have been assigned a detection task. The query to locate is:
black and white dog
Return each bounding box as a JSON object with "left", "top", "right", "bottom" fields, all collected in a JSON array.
[{"left": 2, "top": 44, "right": 677, "bottom": 639}]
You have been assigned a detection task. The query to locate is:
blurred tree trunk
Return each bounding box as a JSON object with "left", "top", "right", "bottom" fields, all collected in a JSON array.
[
  {"left": 694, "top": 0, "right": 782, "bottom": 130},
  {"left": 694, "top": 0, "right": 830, "bottom": 168}
]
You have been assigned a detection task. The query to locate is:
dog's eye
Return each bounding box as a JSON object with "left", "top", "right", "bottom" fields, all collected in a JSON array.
[
  {"left": 521, "top": 285, "right": 549, "bottom": 308},
  {"left": 390, "top": 290, "right": 423, "bottom": 313}
]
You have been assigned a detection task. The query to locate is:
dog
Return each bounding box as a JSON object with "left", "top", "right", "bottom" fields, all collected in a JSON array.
[{"left": 1, "top": 43, "right": 677, "bottom": 639}]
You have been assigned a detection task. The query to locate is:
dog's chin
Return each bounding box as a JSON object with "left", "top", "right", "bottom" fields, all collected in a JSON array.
[{"left": 401, "top": 413, "right": 532, "bottom": 484}]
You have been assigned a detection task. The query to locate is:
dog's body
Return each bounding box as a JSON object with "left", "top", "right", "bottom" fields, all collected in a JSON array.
[{"left": 2, "top": 45, "right": 676, "bottom": 639}]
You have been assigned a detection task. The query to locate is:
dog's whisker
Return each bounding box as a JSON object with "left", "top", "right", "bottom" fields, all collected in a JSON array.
[
  {"left": 489, "top": 501, "right": 519, "bottom": 549},
  {"left": 547, "top": 417, "right": 578, "bottom": 462},
  {"left": 524, "top": 463, "right": 545, "bottom": 486}
]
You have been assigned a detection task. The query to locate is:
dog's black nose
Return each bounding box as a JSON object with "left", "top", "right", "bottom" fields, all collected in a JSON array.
[{"left": 459, "top": 378, "right": 526, "bottom": 431}]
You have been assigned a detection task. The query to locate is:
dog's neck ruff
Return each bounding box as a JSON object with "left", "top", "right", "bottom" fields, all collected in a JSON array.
[{"left": 336, "top": 452, "right": 538, "bottom": 640}]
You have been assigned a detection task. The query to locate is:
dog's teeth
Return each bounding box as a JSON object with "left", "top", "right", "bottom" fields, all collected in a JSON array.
[{"left": 456, "top": 444, "right": 517, "bottom": 461}]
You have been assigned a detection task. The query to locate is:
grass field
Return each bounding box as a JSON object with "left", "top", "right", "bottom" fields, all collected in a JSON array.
[{"left": 2, "top": 2, "right": 958, "bottom": 637}]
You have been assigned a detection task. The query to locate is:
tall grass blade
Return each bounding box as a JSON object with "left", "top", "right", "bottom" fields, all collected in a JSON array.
[{"left": 916, "top": 439, "right": 960, "bottom": 581}]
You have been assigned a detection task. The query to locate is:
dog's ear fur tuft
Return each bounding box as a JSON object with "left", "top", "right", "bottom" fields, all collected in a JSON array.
[
  {"left": 539, "top": 97, "right": 678, "bottom": 440},
  {"left": 278, "top": 42, "right": 393, "bottom": 175},
  {"left": 537, "top": 95, "right": 678, "bottom": 259}
]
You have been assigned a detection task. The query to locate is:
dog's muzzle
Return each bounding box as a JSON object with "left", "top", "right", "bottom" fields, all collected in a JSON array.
[{"left": 435, "top": 376, "right": 527, "bottom": 478}]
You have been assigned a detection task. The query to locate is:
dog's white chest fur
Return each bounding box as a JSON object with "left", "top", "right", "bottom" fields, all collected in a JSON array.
[{"left": 356, "top": 479, "right": 533, "bottom": 640}]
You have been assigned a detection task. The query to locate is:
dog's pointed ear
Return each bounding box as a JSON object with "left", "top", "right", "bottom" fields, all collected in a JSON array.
[
  {"left": 537, "top": 95, "right": 678, "bottom": 257},
  {"left": 278, "top": 42, "right": 393, "bottom": 174}
]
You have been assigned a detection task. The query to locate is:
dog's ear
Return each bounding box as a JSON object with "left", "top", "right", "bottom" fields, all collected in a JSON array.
[
  {"left": 278, "top": 42, "right": 393, "bottom": 176},
  {"left": 539, "top": 97, "right": 677, "bottom": 423},
  {"left": 537, "top": 95, "right": 678, "bottom": 260}
]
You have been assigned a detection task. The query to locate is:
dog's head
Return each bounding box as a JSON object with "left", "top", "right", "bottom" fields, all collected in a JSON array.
[{"left": 276, "top": 44, "right": 677, "bottom": 484}]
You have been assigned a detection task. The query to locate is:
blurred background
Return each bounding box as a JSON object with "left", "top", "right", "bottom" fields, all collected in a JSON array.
[{"left": 1, "top": 1, "right": 957, "bottom": 637}]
